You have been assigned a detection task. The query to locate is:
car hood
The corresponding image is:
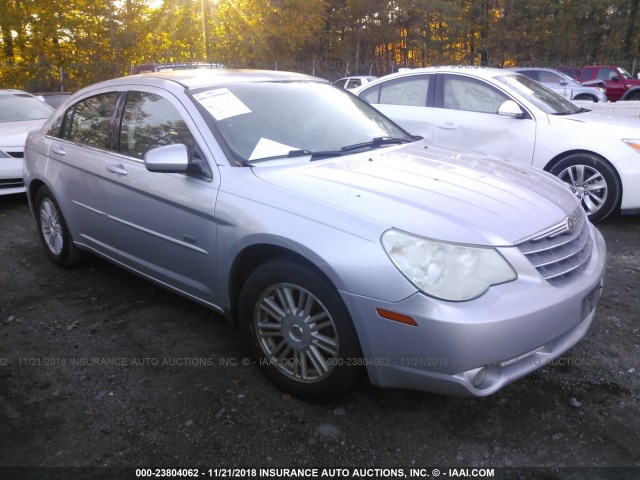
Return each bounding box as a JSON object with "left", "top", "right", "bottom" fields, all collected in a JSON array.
[
  {"left": 251, "top": 141, "right": 579, "bottom": 246},
  {"left": 0, "top": 119, "right": 47, "bottom": 148},
  {"left": 550, "top": 109, "right": 640, "bottom": 134}
]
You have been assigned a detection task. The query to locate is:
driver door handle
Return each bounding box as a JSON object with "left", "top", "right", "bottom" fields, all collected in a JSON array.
[{"left": 107, "top": 163, "right": 128, "bottom": 175}]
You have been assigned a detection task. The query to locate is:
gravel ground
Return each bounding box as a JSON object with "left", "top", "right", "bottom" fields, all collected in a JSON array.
[{"left": 1, "top": 193, "right": 639, "bottom": 478}]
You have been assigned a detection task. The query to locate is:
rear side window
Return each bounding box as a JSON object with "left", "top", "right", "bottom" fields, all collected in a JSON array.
[
  {"left": 62, "top": 93, "right": 119, "bottom": 148},
  {"left": 118, "top": 91, "right": 196, "bottom": 159},
  {"left": 360, "top": 75, "right": 431, "bottom": 107}
]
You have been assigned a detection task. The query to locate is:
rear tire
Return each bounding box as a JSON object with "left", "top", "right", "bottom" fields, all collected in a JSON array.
[
  {"left": 34, "top": 186, "right": 84, "bottom": 266},
  {"left": 549, "top": 153, "right": 621, "bottom": 222},
  {"left": 238, "top": 258, "right": 364, "bottom": 402}
]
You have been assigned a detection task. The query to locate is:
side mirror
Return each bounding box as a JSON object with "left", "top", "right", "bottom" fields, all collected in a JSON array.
[
  {"left": 144, "top": 143, "right": 190, "bottom": 173},
  {"left": 497, "top": 100, "right": 525, "bottom": 118},
  {"left": 611, "top": 75, "right": 620, "bottom": 82}
]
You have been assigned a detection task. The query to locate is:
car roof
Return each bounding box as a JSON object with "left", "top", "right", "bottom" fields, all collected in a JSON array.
[
  {"left": 76, "top": 69, "right": 326, "bottom": 94},
  {"left": 369, "top": 66, "right": 510, "bottom": 82},
  {"left": 0, "top": 89, "right": 35, "bottom": 96}
]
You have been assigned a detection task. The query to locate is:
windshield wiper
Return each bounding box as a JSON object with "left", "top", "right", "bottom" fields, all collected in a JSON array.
[
  {"left": 244, "top": 135, "right": 421, "bottom": 165},
  {"left": 244, "top": 149, "right": 344, "bottom": 164},
  {"left": 340, "top": 136, "right": 418, "bottom": 152}
]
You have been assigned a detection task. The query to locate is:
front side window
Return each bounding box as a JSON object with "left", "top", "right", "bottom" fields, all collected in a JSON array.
[
  {"left": 596, "top": 68, "right": 618, "bottom": 80},
  {"left": 537, "top": 71, "right": 563, "bottom": 84},
  {"left": 442, "top": 75, "right": 509, "bottom": 114},
  {"left": 63, "top": 93, "right": 118, "bottom": 148},
  {"left": 118, "top": 91, "right": 196, "bottom": 160}
]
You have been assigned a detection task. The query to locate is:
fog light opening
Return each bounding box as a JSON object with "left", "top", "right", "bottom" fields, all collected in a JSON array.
[{"left": 468, "top": 365, "right": 501, "bottom": 390}]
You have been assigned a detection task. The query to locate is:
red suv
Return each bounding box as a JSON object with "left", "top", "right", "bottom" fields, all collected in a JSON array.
[{"left": 578, "top": 66, "right": 640, "bottom": 101}]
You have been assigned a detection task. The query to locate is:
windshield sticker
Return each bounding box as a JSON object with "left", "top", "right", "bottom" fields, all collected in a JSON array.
[
  {"left": 249, "top": 138, "right": 301, "bottom": 160},
  {"left": 193, "top": 88, "right": 252, "bottom": 120}
]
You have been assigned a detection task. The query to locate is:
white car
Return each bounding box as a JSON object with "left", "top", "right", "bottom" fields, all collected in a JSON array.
[
  {"left": 355, "top": 66, "right": 640, "bottom": 222},
  {"left": 333, "top": 76, "right": 377, "bottom": 90},
  {"left": 0, "top": 89, "right": 53, "bottom": 195}
]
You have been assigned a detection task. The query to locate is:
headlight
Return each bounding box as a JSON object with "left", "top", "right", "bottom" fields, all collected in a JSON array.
[
  {"left": 0, "top": 149, "right": 12, "bottom": 158},
  {"left": 623, "top": 139, "right": 640, "bottom": 153},
  {"left": 381, "top": 229, "right": 517, "bottom": 301}
]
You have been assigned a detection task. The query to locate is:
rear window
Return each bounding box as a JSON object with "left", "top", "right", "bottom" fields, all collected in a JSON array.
[{"left": 0, "top": 94, "right": 52, "bottom": 123}]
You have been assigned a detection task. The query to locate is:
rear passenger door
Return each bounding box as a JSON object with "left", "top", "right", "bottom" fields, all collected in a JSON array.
[
  {"left": 358, "top": 74, "right": 435, "bottom": 139},
  {"left": 45, "top": 91, "right": 119, "bottom": 252},
  {"left": 103, "top": 88, "right": 221, "bottom": 305}
]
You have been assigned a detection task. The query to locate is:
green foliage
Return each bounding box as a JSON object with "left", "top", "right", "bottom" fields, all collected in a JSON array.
[{"left": 1, "top": 0, "right": 639, "bottom": 91}]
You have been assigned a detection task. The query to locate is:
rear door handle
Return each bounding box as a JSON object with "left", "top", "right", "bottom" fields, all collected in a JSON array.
[
  {"left": 438, "top": 122, "right": 458, "bottom": 130},
  {"left": 52, "top": 147, "right": 66, "bottom": 155},
  {"left": 107, "top": 163, "right": 128, "bottom": 175}
]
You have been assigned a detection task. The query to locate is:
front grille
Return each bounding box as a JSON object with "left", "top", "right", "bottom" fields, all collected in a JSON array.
[
  {"left": 7, "top": 151, "right": 24, "bottom": 158},
  {"left": 517, "top": 209, "right": 593, "bottom": 286},
  {"left": 0, "top": 178, "right": 24, "bottom": 189}
]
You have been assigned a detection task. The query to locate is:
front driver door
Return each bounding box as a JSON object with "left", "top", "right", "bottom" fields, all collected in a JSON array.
[
  {"left": 102, "top": 88, "right": 221, "bottom": 306},
  {"left": 432, "top": 73, "right": 537, "bottom": 165}
]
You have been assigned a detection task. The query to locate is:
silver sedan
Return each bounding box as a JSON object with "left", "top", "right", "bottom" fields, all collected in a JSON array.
[
  {"left": 512, "top": 67, "right": 608, "bottom": 102},
  {"left": 23, "top": 70, "right": 605, "bottom": 401}
]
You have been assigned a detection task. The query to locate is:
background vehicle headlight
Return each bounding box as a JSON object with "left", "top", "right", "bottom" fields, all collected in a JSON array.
[{"left": 381, "top": 229, "right": 517, "bottom": 301}]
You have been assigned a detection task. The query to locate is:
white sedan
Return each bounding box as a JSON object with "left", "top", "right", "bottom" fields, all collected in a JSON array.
[
  {"left": 0, "top": 89, "right": 53, "bottom": 195},
  {"left": 356, "top": 66, "right": 640, "bottom": 222}
]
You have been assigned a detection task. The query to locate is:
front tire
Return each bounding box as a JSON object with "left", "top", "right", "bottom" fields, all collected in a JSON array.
[
  {"left": 623, "top": 91, "right": 640, "bottom": 101},
  {"left": 549, "top": 153, "right": 621, "bottom": 222},
  {"left": 34, "top": 186, "right": 84, "bottom": 266},
  {"left": 238, "top": 258, "right": 364, "bottom": 402}
]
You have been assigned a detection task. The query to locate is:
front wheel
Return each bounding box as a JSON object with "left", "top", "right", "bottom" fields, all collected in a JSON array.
[
  {"left": 34, "top": 186, "right": 84, "bottom": 266},
  {"left": 238, "top": 258, "right": 364, "bottom": 402},
  {"left": 623, "top": 91, "right": 640, "bottom": 101},
  {"left": 549, "top": 154, "right": 621, "bottom": 222}
]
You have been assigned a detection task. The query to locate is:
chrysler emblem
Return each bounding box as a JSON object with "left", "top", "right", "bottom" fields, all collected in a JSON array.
[{"left": 567, "top": 217, "right": 576, "bottom": 230}]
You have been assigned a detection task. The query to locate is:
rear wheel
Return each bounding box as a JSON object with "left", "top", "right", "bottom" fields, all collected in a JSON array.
[
  {"left": 238, "top": 258, "right": 364, "bottom": 402},
  {"left": 35, "top": 187, "right": 84, "bottom": 266},
  {"left": 549, "top": 153, "right": 621, "bottom": 222}
]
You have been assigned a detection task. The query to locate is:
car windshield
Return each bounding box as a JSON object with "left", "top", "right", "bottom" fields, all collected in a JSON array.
[
  {"left": 0, "top": 93, "right": 53, "bottom": 123},
  {"left": 618, "top": 67, "right": 633, "bottom": 79},
  {"left": 191, "top": 81, "right": 414, "bottom": 164},
  {"left": 495, "top": 74, "right": 581, "bottom": 115}
]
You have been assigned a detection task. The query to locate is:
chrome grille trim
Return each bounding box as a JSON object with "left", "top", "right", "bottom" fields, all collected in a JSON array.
[{"left": 517, "top": 209, "right": 593, "bottom": 286}]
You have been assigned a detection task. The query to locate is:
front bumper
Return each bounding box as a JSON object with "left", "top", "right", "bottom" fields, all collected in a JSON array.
[
  {"left": 0, "top": 155, "right": 25, "bottom": 195},
  {"left": 340, "top": 227, "right": 606, "bottom": 396}
]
